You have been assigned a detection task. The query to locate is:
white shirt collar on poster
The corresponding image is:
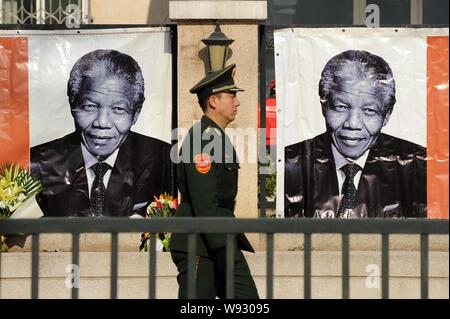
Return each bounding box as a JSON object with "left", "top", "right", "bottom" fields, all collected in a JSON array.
[{"left": 80, "top": 143, "right": 119, "bottom": 199}]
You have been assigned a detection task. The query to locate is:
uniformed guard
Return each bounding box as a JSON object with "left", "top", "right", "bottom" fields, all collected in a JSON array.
[{"left": 170, "top": 63, "right": 259, "bottom": 299}]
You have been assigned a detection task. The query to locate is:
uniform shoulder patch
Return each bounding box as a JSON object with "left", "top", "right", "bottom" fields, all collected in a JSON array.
[{"left": 194, "top": 153, "right": 212, "bottom": 174}]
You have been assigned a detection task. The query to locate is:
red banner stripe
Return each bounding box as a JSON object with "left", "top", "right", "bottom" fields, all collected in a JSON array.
[
  {"left": 427, "top": 36, "right": 449, "bottom": 218},
  {"left": 0, "top": 37, "right": 29, "bottom": 169}
]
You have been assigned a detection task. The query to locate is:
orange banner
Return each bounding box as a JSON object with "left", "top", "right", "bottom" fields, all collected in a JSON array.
[
  {"left": 0, "top": 37, "right": 29, "bottom": 168},
  {"left": 427, "top": 36, "right": 449, "bottom": 218}
]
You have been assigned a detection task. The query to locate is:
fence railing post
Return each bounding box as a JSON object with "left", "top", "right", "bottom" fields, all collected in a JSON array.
[
  {"left": 71, "top": 232, "right": 80, "bottom": 299},
  {"left": 31, "top": 233, "right": 40, "bottom": 299},
  {"left": 342, "top": 233, "right": 350, "bottom": 299},
  {"left": 381, "top": 233, "right": 389, "bottom": 299},
  {"left": 187, "top": 234, "right": 197, "bottom": 299},
  {"left": 304, "top": 233, "right": 311, "bottom": 299},
  {"left": 266, "top": 233, "right": 274, "bottom": 299},
  {"left": 420, "top": 233, "right": 429, "bottom": 299},
  {"left": 149, "top": 233, "right": 157, "bottom": 299},
  {"left": 226, "top": 234, "right": 235, "bottom": 299},
  {"left": 258, "top": 22, "right": 267, "bottom": 218},
  {"left": 110, "top": 232, "right": 118, "bottom": 299}
]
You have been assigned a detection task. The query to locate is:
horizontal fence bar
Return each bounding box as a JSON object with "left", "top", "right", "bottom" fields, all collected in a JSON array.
[{"left": 1, "top": 218, "right": 448, "bottom": 235}]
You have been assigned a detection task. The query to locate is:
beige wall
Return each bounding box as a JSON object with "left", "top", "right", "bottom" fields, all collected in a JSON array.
[
  {"left": 90, "top": 0, "right": 169, "bottom": 24},
  {"left": 177, "top": 22, "right": 259, "bottom": 222},
  {"left": 169, "top": 0, "right": 267, "bottom": 20},
  {"left": 1, "top": 251, "right": 448, "bottom": 298}
]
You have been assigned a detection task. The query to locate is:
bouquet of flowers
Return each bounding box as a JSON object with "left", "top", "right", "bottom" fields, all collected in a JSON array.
[
  {"left": 0, "top": 163, "right": 43, "bottom": 251},
  {"left": 139, "top": 193, "right": 177, "bottom": 252}
]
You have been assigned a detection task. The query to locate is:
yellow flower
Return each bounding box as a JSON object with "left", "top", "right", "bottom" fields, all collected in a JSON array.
[{"left": 0, "top": 163, "right": 43, "bottom": 218}]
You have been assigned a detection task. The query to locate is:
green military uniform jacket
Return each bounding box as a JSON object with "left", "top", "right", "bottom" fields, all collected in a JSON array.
[{"left": 170, "top": 115, "right": 254, "bottom": 257}]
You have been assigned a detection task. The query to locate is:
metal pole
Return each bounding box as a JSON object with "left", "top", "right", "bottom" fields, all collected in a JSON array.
[
  {"left": 226, "top": 234, "right": 235, "bottom": 299},
  {"left": 304, "top": 233, "right": 311, "bottom": 299},
  {"left": 266, "top": 233, "right": 274, "bottom": 299},
  {"left": 110, "top": 233, "right": 118, "bottom": 299},
  {"left": 258, "top": 23, "right": 267, "bottom": 218},
  {"left": 149, "top": 233, "right": 157, "bottom": 299},
  {"left": 381, "top": 234, "right": 389, "bottom": 299},
  {"left": 410, "top": 0, "right": 424, "bottom": 25},
  {"left": 71, "top": 233, "right": 80, "bottom": 299},
  {"left": 353, "top": 0, "right": 367, "bottom": 25},
  {"left": 342, "top": 233, "right": 350, "bottom": 299},
  {"left": 36, "top": 0, "right": 44, "bottom": 24},
  {"left": 31, "top": 234, "right": 40, "bottom": 299},
  {"left": 0, "top": 0, "right": 3, "bottom": 24},
  {"left": 420, "top": 234, "right": 429, "bottom": 299}
]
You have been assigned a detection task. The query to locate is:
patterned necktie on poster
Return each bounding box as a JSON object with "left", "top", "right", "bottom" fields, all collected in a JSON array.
[
  {"left": 338, "top": 163, "right": 361, "bottom": 218},
  {"left": 90, "top": 162, "right": 111, "bottom": 217}
]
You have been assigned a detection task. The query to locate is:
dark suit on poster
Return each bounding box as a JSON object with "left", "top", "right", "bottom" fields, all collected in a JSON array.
[
  {"left": 284, "top": 132, "right": 427, "bottom": 218},
  {"left": 30, "top": 131, "right": 170, "bottom": 217}
]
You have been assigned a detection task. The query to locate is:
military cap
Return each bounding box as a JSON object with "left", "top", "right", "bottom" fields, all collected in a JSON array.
[{"left": 190, "top": 64, "right": 244, "bottom": 100}]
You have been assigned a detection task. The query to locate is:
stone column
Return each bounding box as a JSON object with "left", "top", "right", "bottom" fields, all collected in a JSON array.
[
  {"left": 170, "top": 0, "right": 267, "bottom": 248},
  {"left": 91, "top": 0, "right": 170, "bottom": 24}
]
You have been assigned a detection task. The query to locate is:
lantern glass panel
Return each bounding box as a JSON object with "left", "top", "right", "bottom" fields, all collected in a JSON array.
[{"left": 208, "top": 44, "right": 227, "bottom": 72}]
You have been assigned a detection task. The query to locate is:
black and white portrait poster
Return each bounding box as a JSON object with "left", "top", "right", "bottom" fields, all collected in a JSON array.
[
  {"left": 0, "top": 27, "right": 172, "bottom": 217},
  {"left": 275, "top": 28, "right": 449, "bottom": 219},
  {"left": 27, "top": 27, "right": 172, "bottom": 146}
]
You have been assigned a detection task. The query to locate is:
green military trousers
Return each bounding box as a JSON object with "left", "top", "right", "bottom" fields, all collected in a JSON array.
[{"left": 171, "top": 250, "right": 259, "bottom": 299}]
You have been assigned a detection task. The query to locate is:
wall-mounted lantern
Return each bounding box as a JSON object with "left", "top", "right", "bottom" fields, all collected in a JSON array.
[{"left": 202, "top": 24, "right": 234, "bottom": 73}]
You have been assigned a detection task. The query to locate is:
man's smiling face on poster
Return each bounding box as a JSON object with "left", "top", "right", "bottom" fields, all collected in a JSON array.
[
  {"left": 71, "top": 75, "right": 140, "bottom": 160},
  {"left": 323, "top": 74, "right": 391, "bottom": 159},
  {"left": 319, "top": 51, "right": 396, "bottom": 159}
]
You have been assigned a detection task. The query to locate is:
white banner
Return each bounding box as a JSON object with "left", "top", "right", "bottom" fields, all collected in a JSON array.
[
  {"left": 24, "top": 27, "right": 172, "bottom": 146},
  {"left": 275, "top": 28, "right": 449, "bottom": 218}
]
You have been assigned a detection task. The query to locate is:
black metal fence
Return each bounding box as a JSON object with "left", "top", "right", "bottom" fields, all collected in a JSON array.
[{"left": 0, "top": 218, "right": 448, "bottom": 299}]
